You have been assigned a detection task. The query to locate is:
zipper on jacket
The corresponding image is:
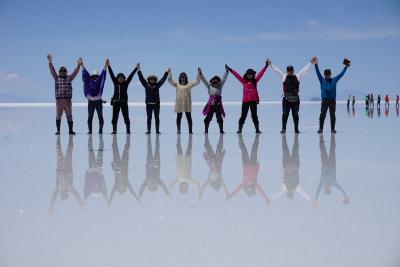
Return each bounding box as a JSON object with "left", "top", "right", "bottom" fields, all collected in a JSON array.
[{"left": 118, "top": 85, "right": 121, "bottom": 100}]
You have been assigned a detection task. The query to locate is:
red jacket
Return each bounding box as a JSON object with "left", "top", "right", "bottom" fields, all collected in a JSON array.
[{"left": 230, "top": 66, "right": 267, "bottom": 103}]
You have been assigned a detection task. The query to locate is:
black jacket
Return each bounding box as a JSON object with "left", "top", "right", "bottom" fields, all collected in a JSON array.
[
  {"left": 108, "top": 66, "right": 138, "bottom": 102},
  {"left": 138, "top": 71, "right": 168, "bottom": 104},
  {"left": 283, "top": 75, "right": 300, "bottom": 96}
]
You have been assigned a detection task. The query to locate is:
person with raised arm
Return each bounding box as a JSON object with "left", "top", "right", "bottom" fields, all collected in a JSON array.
[
  {"left": 108, "top": 61, "right": 139, "bottom": 134},
  {"left": 81, "top": 58, "right": 108, "bottom": 134},
  {"left": 226, "top": 60, "right": 269, "bottom": 134},
  {"left": 198, "top": 65, "right": 229, "bottom": 134},
  {"left": 269, "top": 57, "right": 316, "bottom": 133},
  {"left": 168, "top": 68, "right": 201, "bottom": 134},
  {"left": 314, "top": 57, "right": 350, "bottom": 133},
  {"left": 137, "top": 64, "right": 169, "bottom": 134},
  {"left": 47, "top": 54, "right": 81, "bottom": 135}
]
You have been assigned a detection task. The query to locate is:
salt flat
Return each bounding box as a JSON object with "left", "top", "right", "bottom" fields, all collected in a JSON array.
[{"left": 0, "top": 103, "right": 399, "bottom": 267}]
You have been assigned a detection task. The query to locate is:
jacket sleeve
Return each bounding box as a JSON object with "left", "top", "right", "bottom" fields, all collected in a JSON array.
[
  {"left": 333, "top": 67, "right": 347, "bottom": 83},
  {"left": 189, "top": 73, "right": 201, "bottom": 88},
  {"left": 200, "top": 74, "right": 210, "bottom": 90},
  {"left": 95, "top": 69, "right": 107, "bottom": 92},
  {"left": 156, "top": 71, "right": 169, "bottom": 87},
  {"left": 108, "top": 65, "right": 116, "bottom": 83},
  {"left": 230, "top": 68, "right": 245, "bottom": 84},
  {"left": 82, "top": 67, "right": 90, "bottom": 83},
  {"left": 125, "top": 67, "right": 138, "bottom": 85},
  {"left": 271, "top": 64, "right": 285, "bottom": 82},
  {"left": 315, "top": 64, "right": 323, "bottom": 84},
  {"left": 220, "top": 71, "right": 229, "bottom": 88},
  {"left": 69, "top": 64, "right": 81, "bottom": 81},
  {"left": 49, "top": 63, "right": 58, "bottom": 80},
  {"left": 137, "top": 70, "right": 148, "bottom": 87},
  {"left": 168, "top": 73, "right": 178, "bottom": 87},
  {"left": 296, "top": 62, "right": 312, "bottom": 81},
  {"left": 255, "top": 65, "right": 267, "bottom": 82}
]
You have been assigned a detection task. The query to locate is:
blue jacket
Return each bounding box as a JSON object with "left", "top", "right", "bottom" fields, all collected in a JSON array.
[
  {"left": 315, "top": 64, "right": 347, "bottom": 100},
  {"left": 82, "top": 68, "right": 106, "bottom": 100}
]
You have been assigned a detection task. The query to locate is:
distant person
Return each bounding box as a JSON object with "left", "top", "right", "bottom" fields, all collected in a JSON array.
[
  {"left": 347, "top": 94, "right": 351, "bottom": 108},
  {"left": 385, "top": 94, "right": 389, "bottom": 107},
  {"left": 314, "top": 57, "right": 350, "bottom": 133},
  {"left": 168, "top": 69, "right": 201, "bottom": 134},
  {"left": 385, "top": 104, "right": 389, "bottom": 117},
  {"left": 365, "top": 95, "right": 369, "bottom": 108},
  {"left": 226, "top": 60, "right": 269, "bottom": 134},
  {"left": 352, "top": 95, "right": 355, "bottom": 107},
  {"left": 199, "top": 66, "right": 229, "bottom": 134},
  {"left": 370, "top": 93, "right": 374, "bottom": 107},
  {"left": 396, "top": 95, "right": 399, "bottom": 108},
  {"left": 81, "top": 58, "right": 108, "bottom": 134},
  {"left": 269, "top": 57, "right": 316, "bottom": 133},
  {"left": 137, "top": 64, "right": 169, "bottom": 134},
  {"left": 47, "top": 54, "right": 81, "bottom": 135},
  {"left": 377, "top": 94, "right": 381, "bottom": 108},
  {"left": 108, "top": 61, "right": 139, "bottom": 134}
]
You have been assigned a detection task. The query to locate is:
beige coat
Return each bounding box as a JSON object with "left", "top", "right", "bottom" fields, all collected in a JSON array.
[{"left": 168, "top": 73, "right": 200, "bottom": 113}]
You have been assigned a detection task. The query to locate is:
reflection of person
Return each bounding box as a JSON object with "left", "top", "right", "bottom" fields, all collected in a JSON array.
[
  {"left": 139, "top": 135, "right": 170, "bottom": 199},
  {"left": 313, "top": 134, "right": 350, "bottom": 206},
  {"left": 169, "top": 135, "right": 201, "bottom": 195},
  {"left": 108, "top": 135, "right": 139, "bottom": 207},
  {"left": 273, "top": 134, "right": 311, "bottom": 204},
  {"left": 50, "top": 136, "right": 83, "bottom": 213},
  {"left": 83, "top": 135, "right": 107, "bottom": 204},
  {"left": 199, "top": 134, "right": 229, "bottom": 198},
  {"left": 228, "top": 135, "right": 269, "bottom": 203}
]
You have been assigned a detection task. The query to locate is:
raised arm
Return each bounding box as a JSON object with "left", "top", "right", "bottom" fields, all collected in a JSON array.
[
  {"left": 188, "top": 72, "right": 201, "bottom": 88},
  {"left": 69, "top": 58, "right": 82, "bottom": 81},
  {"left": 220, "top": 70, "right": 229, "bottom": 88},
  {"left": 270, "top": 64, "right": 286, "bottom": 82},
  {"left": 333, "top": 66, "right": 347, "bottom": 83},
  {"left": 198, "top": 68, "right": 210, "bottom": 89},
  {"left": 228, "top": 66, "right": 245, "bottom": 84},
  {"left": 82, "top": 66, "right": 91, "bottom": 83},
  {"left": 125, "top": 63, "right": 139, "bottom": 85},
  {"left": 255, "top": 64, "right": 268, "bottom": 82},
  {"left": 137, "top": 70, "right": 148, "bottom": 87},
  {"left": 108, "top": 65, "right": 116, "bottom": 83},
  {"left": 314, "top": 63, "right": 324, "bottom": 84},
  {"left": 167, "top": 69, "right": 178, "bottom": 87},
  {"left": 296, "top": 62, "right": 312, "bottom": 81},
  {"left": 47, "top": 54, "right": 58, "bottom": 80},
  {"left": 157, "top": 71, "right": 169, "bottom": 87}
]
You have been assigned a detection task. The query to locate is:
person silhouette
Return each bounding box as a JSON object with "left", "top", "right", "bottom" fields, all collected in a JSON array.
[
  {"left": 139, "top": 135, "right": 170, "bottom": 199},
  {"left": 227, "top": 134, "right": 269, "bottom": 203},
  {"left": 169, "top": 135, "right": 201, "bottom": 196},
  {"left": 83, "top": 135, "right": 107, "bottom": 204},
  {"left": 273, "top": 134, "right": 311, "bottom": 204},
  {"left": 199, "top": 134, "right": 229, "bottom": 198},
  {"left": 49, "top": 136, "right": 83, "bottom": 213},
  {"left": 312, "top": 134, "right": 350, "bottom": 207},
  {"left": 108, "top": 135, "right": 139, "bottom": 207}
]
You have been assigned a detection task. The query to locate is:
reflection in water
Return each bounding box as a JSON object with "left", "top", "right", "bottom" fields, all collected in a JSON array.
[
  {"left": 139, "top": 135, "right": 170, "bottom": 199},
  {"left": 365, "top": 106, "right": 374, "bottom": 118},
  {"left": 228, "top": 134, "right": 269, "bottom": 203},
  {"left": 273, "top": 134, "right": 311, "bottom": 203},
  {"left": 385, "top": 106, "right": 389, "bottom": 117},
  {"left": 377, "top": 106, "right": 381, "bottom": 117},
  {"left": 108, "top": 135, "right": 139, "bottom": 207},
  {"left": 313, "top": 134, "right": 350, "bottom": 206},
  {"left": 50, "top": 136, "right": 83, "bottom": 213},
  {"left": 346, "top": 106, "right": 356, "bottom": 118},
  {"left": 84, "top": 135, "right": 107, "bottom": 204},
  {"left": 397, "top": 107, "right": 399, "bottom": 117},
  {"left": 199, "top": 135, "right": 228, "bottom": 198},
  {"left": 169, "top": 135, "right": 201, "bottom": 196}
]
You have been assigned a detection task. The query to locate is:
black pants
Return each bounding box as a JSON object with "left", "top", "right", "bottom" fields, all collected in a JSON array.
[
  {"left": 282, "top": 98, "right": 299, "bottom": 130},
  {"left": 112, "top": 101, "right": 130, "bottom": 126},
  {"left": 239, "top": 101, "right": 259, "bottom": 125},
  {"left": 319, "top": 99, "right": 336, "bottom": 130},
  {"left": 204, "top": 105, "right": 223, "bottom": 124},
  {"left": 146, "top": 103, "right": 160, "bottom": 132},
  {"left": 88, "top": 100, "right": 104, "bottom": 127},
  {"left": 177, "top": 112, "right": 192, "bottom": 133}
]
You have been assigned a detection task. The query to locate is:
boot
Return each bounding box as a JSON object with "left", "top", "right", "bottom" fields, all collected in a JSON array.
[
  {"left": 188, "top": 120, "right": 193, "bottom": 134},
  {"left": 99, "top": 122, "right": 103, "bottom": 134},
  {"left": 236, "top": 122, "right": 243, "bottom": 134},
  {"left": 204, "top": 121, "right": 210, "bottom": 134},
  {"left": 294, "top": 117, "right": 300, "bottom": 133},
  {"left": 318, "top": 117, "right": 324, "bottom": 133},
  {"left": 87, "top": 124, "right": 92, "bottom": 135},
  {"left": 68, "top": 121, "right": 76, "bottom": 135},
  {"left": 111, "top": 124, "right": 117, "bottom": 135},
  {"left": 281, "top": 116, "right": 288, "bottom": 134},
  {"left": 218, "top": 121, "right": 224, "bottom": 134},
  {"left": 55, "top": 120, "right": 61, "bottom": 135},
  {"left": 254, "top": 122, "right": 262, "bottom": 134},
  {"left": 330, "top": 118, "right": 336, "bottom": 133},
  {"left": 146, "top": 119, "right": 151, "bottom": 135},
  {"left": 126, "top": 123, "right": 131, "bottom": 134},
  {"left": 156, "top": 120, "right": 161, "bottom": 134},
  {"left": 177, "top": 119, "right": 181, "bottom": 134}
]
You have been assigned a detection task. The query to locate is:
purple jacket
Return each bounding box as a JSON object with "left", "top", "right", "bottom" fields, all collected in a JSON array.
[{"left": 82, "top": 68, "right": 106, "bottom": 101}]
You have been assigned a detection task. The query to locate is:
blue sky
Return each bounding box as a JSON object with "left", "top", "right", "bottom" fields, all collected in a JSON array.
[{"left": 0, "top": 0, "right": 399, "bottom": 102}]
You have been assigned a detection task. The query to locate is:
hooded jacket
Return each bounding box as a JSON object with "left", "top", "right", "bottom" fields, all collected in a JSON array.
[
  {"left": 230, "top": 66, "right": 268, "bottom": 103},
  {"left": 315, "top": 64, "right": 347, "bottom": 100},
  {"left": 138, "top": 70, "right": 168, "bottom": 104},
  {"left": 82, "top": 68, "right": 106, "bottom": 101},
  {"left": 108, "top": 66, "right": 138, "bottom": 102}
]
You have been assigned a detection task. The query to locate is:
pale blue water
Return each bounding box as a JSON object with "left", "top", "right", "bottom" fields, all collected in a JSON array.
[{"left": 0, "top": 103, "right": 399, "bottom": 267}]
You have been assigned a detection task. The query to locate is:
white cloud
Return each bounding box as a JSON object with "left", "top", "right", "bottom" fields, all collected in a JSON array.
[{"left": 0, "top": 71, "right": 24, "bottom": 82}]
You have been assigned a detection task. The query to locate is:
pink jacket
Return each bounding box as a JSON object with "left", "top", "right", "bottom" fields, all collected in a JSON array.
[{"left": 230, "top": 66, "right": 267, "bottom": 103}]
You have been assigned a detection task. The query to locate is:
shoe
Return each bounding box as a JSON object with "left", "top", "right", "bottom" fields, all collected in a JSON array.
[
  {"left": 220, "top": 131, "right": 225, "bottom": 134},
  {"left": 177, "top": 131, "right": 181, "bottom": 135},
  {"left": 295, "top": 130, "right": 300, "bottom": 133},
  {"left": 145, "top": 131, "right": 150, "bottom": 135},
  {"left": 87, "top": 131, "right": 92, "bottom": 135},
  {"left": 331, "top": 130, "right": 337, "bottom": 133},
  {"left": 255, "top": 130, "right": 262, "bottom": 134},
  {"left": 55, "top": 131, "right": 60, "bottom": 135},
  {"left": 189, "top": 131, "right": 193, "bottom": 134},
  {"left": 156, "top": 131, "right": 161, "bottom": 135},
  {"left": 280, "top": 129, "right": 286, "bottom": 134},
  {"left": 111, "top": 131, "right": 117, "bottom": 135},
  {"left": 317, "top": 129, "right": 323, "bottom": 133}
]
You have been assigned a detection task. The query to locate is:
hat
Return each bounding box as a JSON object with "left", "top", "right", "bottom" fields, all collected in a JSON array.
[
  {"left": 116, "top": 73, "right": 126, "bottom": 79},
  {"left": 91, "top": 70, "right": 99, "bottom": 76},
  {"left": 286, "top": 65, "right": 294, "bottom": 72},
  {"left": 147, "top": 75, "right": 158, "bottom": 81}
]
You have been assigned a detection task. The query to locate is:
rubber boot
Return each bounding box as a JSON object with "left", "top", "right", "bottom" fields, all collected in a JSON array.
[
  {"left": 156, "top": 120, "right": 161, "bottom": 134},
  {"left": 294, "top": 117, "right": 300, "bottom": 133},
  {"left": 218, "top": 121, "right": 224, "bottom": 134},
  {"left": 55, "top": 120, "right": 61, "bottom": 135},
  {"left": 236, "top": 122, "right": 243, "bottom": 134},
  {"left": 254, "top": 122, "right": 262, "bottom": 134},
  {"left": 126, "top": 123, "right": 131, "bottom": 134},
  {"left": 188, "top": 119, "right": 193, "bottom": 134},
  {"left": 87, "top": 124, "right": 92, "bottom": 135},
  {"left": 281, "top": 116, "right": 288, "bottom": 133},
  {"left": 99, "top": 122, "right": 103, "bottom": 134},
  {"left": 146, "top": 119, "right": 151, "bottom": 135},
  {"left": 204, "top": 121, "right": 210, "bottom": 134},
  {"left": 111, "top": 124, "right": 117, "bottom": 135},
  {"left": 177, "top": 120, "right": 181, "bottom": 134},
  {"left": 318, "top": 117, "right": 324, "bottom": 133},
  {"left": 331, "top": 118, "right": 336, "bottom": 133},
  {"left": 68, "top": 121, "right": 76, "bottom": 135}
]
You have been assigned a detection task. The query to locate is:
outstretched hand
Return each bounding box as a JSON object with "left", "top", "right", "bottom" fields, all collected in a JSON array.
[
  {"left": 47, "top": 54, "right": 52, "bottom": 63},
  {"left": 197, "top": 67, "right": 202, "bottom": 75},
  {"left": 105, "top": 59, "right": 110, "bottom": 68},
  {"left": 343, "top": 58, "right": 351, "bottom": 67},
  {"left": 167, "top": 68, "right": 172, "bottom": 75},
  {"left": 77, "top": 57, "right": 83, "bottom": 66},
  {"left": 267, "top": 58, "right": 272, "bottom": 66},
  {"left": 225, "top": 64, "right": 231, "bottom": 72},
  {"left": 310, "top": 56, "right": 318, "bottom": 64},
  {"left": 135, "top": 63, "right": 140, "bottom": 69}
]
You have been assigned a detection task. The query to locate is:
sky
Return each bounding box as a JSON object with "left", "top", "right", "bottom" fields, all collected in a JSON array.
[{"left": 0, "top": 0, "right": 399, "bottom": 102}]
